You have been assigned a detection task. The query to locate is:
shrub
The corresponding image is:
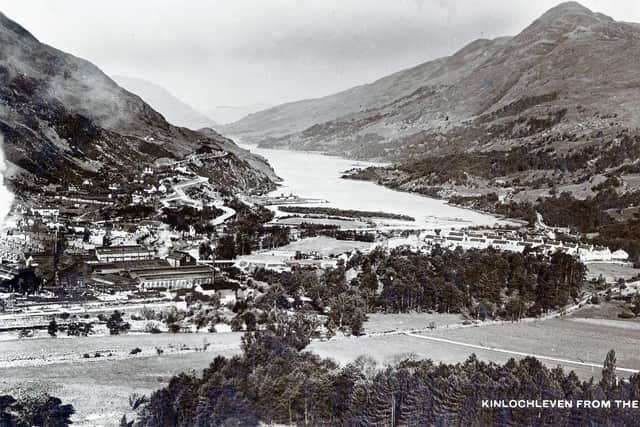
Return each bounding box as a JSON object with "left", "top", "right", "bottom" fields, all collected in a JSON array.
[{"left": 144, "top": 322, "right": 162, "bottom": 334}]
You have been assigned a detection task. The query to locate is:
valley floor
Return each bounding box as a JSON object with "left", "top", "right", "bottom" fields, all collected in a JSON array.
[
  {"left": 310, "top": 317, "right": 640, "bottom": 381},
  {"left": 3, "top": 298, "right": 639, "bottom": 426},
  {"left": 0, "top": 332, "right": 243, "bottom": 426}
]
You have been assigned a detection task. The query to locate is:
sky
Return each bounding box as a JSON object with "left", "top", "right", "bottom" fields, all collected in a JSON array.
[{"left": 1, "top": 0, "right": 639, "bottom": 112}]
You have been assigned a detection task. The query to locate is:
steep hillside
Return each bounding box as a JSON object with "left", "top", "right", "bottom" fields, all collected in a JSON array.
[
  {"left": 112, "top": 75, "right": 216, "bottom": 130},
  {"left": 205, "top": 103, "right": 273, "bottom": 125},
  {"left": 225, "top": 2, "right": 640, "bottom": 163},
  {"left": 222, "top": 36, "right": 509, "bottom": 144},
  {"left": 0, "top": 12, "right": 275, "bottom": 197}
]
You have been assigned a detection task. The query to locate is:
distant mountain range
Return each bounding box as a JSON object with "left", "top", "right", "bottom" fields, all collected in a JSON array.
[
  {"left": 112, "top": 75, "right": 217, "bottom": 130},
  {"left": 206, "top": 104, "right": 273, "bottom": 126},
  {"left": 0, "top": 12, "right": 275, "bottom": 197},
  {"left": 224, "top": 2, "right": 640, "bottom": 163}
]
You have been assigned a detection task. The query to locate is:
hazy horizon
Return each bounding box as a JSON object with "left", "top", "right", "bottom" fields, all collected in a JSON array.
[{"left": 2, "top": 1, "right": 640, "bottom": 115}]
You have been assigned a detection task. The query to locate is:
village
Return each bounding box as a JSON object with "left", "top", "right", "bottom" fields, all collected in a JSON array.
[{"left": 0, "top": 144, "right": 635, "bottom": 338}]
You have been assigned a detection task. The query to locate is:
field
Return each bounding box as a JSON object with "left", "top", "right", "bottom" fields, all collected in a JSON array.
[
  {"left": 5, "top": 311, "right": 640, "bottom": 425},
  {"left": 569, "top": 299, "right": 640, "bottom": 323},
  {"left": 585, "top": 262, "right": 640, "bottom": 283},
  {"left": 276, "top": 236, "right": 373, "bottom": 256},
  {"left": 363, "top": 312, "right": 463, "bottom": 334},
  {"left": 0, "top": 332, "right": 242, "bottom": 426},
  {"left": 310, "top": 317, "right": 640, "bottom": 381}
]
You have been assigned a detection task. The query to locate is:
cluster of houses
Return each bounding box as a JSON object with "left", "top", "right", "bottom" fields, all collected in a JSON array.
[{"left": 385, "top": 228, "right": 629, "bottom": 263}]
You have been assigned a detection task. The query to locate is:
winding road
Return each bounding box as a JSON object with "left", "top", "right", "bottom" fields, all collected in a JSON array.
[{"left": 160, "top": 177, "right": 236, "bottom": 224}]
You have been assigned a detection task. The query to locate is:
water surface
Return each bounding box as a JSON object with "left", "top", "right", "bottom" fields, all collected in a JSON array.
[{"left": 242, "top": 145, "right": 502, "bottom": 230}]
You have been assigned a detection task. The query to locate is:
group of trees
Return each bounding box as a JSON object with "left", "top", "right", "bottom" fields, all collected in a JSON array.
[
  {"left": 213, "top": 201, "right": 290, "bottom": 259},
  {"left": 106, "top": 311, "right": 131, "bottom": 335},
  {"left": 1, "top": 269, "right": 42, "bottom": 295},
  {"left": 250, "top": 246, "right": 585, "bottom": 328},
  {"left": 46, "top": 311, "right": 127, "bottom": 337},
  {"left": 0, "top": 393, "right": 74, "bottom": 426},
  {"left": 47, "top": 318, "right": 94, "bottom": 337},
  {"left": 161, "top": 206, "right": 224, "bottom": 234},
  {"left": 134, "top": 316, "right": 640, "bottom": 427},
  {"left": 299, "top": 223, "right": 375, "bottom": 242},
  {"left": 358, "top": 246, "right": 585, "bottom": 318}
]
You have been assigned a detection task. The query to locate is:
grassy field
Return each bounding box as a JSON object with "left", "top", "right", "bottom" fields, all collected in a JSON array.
[
  {"left": 276, "top": 236, "right": 373, "bottom": 256},
  {"left": 310, "top": 318, "right": 640, "bottom": 381},
  {"left": 0, "top": 332, "right": 242, "bottom": 368},
  {"left": 585, "top": 262, "right": 640, "bottom": 283},
  {"left": 0, "top": 333, "right": 243, "bottom": 426},
  {"left": 363, "top": 312, "right": 463, "bottom": 334},
  {"left": 569, "top": 299, "right": 640, "bottom": 323}
]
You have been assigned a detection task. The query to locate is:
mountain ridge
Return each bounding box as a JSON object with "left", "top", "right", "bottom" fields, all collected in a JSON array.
[
  {"left": 223, "top": 2, "right": 640, "bottom": 163},
  {"left": 112, "top": 75, "right": 217, "bottom": 130},
  {"left": 0, "top": 11, "right": 276, "bottom": 198}
]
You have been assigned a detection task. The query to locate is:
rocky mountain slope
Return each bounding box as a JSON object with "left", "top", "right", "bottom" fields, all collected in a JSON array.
[
  {"left": 225, "top": 2, "right": 640, "bottom": 163},
  {"left": 0, "top": 12, "right": 275, "bottom": 197},
  {"left": 112, "top": 75, "right": 217, "bottom": 130}
]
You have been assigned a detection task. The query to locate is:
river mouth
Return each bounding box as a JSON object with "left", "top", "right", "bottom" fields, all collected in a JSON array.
[{"left": 240, "top": 144, "right": 506, "bottom": 230}]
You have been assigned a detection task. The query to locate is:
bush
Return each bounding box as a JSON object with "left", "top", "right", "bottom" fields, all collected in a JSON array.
[
  {"left": 18, "top": 329, "right": 33, "bottom": 339},
  {"left": 144, "top": 322, "right": 162, "bottom": 334},
  {"left": 618, "top": 310, "right": 636, "bottom": 319},
  {"left": 167, "top": 323, "right": 181, "bottom": 333}
]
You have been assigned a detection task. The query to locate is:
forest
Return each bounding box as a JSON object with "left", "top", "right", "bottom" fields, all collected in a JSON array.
[
  {"left": 133, "top": 315, "right": 640, "bottom": 426},
  {"left": 245, "top": 246, "right": 585, "bottom": 337}
]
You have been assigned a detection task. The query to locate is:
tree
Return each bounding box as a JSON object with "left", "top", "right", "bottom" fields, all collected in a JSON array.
[
  {"left": 106, "top": 311, "right": 131, "bottom": 335},
  {"left": 600, "top": 349, "right": 617, "bottom": 393},
  {"left": 215, "top": 235, "right": 237, "bottom": 260},
  {"left": 198, "top": 241, "right": 213, "bottom": 261},
  {"left": 119, "top": 414, "right": 133, "bottom": 427},
  {"left": 243, "top": 311, "right": 257, "bottom": 332},
  {"left": 631, "top": 292, "right": 640, "bottom": 316},
  {"left": 48, "top": 319, "right": 58, "bottom": 337},
  {"left": 11, "top": 394, "right": 75, "bottom": 427},
  {"left": 67, "top": 322, "right": 94, "bottom": 336}
]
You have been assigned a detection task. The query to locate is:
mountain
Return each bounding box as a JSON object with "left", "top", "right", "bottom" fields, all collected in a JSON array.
[
  {"left": 225, "top": 2, "right": 640, "bottom": 162},
  {"left": 112, "top": 75, "right": 217, "bottom": 130},
  {"left": 0, "top": 12, "right": 275, "bottom": 197},
  {"left": 207, "top": 103, "right": 273, "bottom": 125}
]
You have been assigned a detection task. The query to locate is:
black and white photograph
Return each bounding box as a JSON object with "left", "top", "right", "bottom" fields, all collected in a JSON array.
[{"left": 1, "top": 1, "right": 640, "bottom": 425}]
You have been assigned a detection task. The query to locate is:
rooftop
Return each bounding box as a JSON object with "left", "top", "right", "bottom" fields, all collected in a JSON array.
[{"left": 95, "top": 245, "right": 154, "bottom": 255}]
